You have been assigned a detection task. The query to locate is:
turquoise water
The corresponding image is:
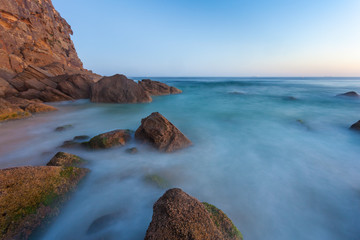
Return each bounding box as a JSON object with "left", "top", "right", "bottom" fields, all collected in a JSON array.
[{"left": 1, "top": 77, "right": 360, "bottom": 240}]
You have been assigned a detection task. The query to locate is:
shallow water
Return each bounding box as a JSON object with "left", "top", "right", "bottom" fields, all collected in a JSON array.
[{"left": 1, "top": 77, "right": 360, "bottom": 240}]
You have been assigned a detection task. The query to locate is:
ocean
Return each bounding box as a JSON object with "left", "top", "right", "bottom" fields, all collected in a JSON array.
[{"left": 1, "top": 77, "right": 360, "bottom": 240}]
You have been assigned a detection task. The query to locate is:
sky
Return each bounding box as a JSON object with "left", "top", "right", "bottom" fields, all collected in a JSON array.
[{"left": 52, "top": 0, "right": 360, "bottom": 77}]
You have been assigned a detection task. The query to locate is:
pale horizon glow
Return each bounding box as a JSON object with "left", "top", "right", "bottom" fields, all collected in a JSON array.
[{"left": 52, "top": 0, "right": 360, "bottom": 77}]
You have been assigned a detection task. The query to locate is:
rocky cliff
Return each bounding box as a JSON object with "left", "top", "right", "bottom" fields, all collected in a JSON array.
[{"left": 0, "top": 0, "right": 84, "bottom": 77}]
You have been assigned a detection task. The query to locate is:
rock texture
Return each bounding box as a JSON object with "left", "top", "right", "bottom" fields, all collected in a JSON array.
[
  {"left": 337, "top": 91, "right": 359, "bottom": 98},
  {"left": 350, "top": 120, "right": 360, "bottom": 131},
  {"left": 145, "top": 188, "right": 242, "bottom": 240},
  {"left": 0, "top": 166, "right": 88, "bottom": 240},
  {"left": 0, "top": 98, "right": 31, "bottom": 121},
  {"left": 138, "top": 79, "right": 182, "bottom": 96},
  {"left": 135, "top": 112, "right": 192, "bottom": 152},
  {"left": 91, "top": 74, "right": 152, "bottom": 103},
  {"left": 0, "top": 0, "right": 83, "bottom": 76},
  {"left": 47, "top": 152, "right": 84, "bottom": 167},
  {"left": 86, "top": 129, "right": 132, "bottom": 149}
]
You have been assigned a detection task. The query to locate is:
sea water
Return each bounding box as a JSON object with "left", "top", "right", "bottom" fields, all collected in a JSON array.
[{"left": 1, "top": 77, "right": 360, "bottom": 240}]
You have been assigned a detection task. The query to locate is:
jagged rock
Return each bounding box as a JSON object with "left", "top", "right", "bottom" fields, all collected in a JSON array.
[
  {"left": 55, "top": 74, "right": 93, "bottom": 99},
  {"left": 0, "top": 98, "right": 31, "bottom": 121},
  {"left": 0, "top": 77, "right": 17, "bottom": 97},
  {"left": 350, "top": 120, "right": 360, "bottom": 131},
  {"left": 138, "top": 79, "right": 182, "bottom": 96},
  {"left": 145, "top": 188, "right": 242, "bottom": 240},
  {"left": 0, "top": 166, "right": 89, "bottom": 240},
  {"left": 91, "top": 74, "right": 152, "bottom": 103},
  {"left": 337, "top": 91, "right": 359, "bottom": 98},
  {"left": 135, "top": 112, "right": 192, "bottom": 152},
  {"left": 40, "top": 86, "right": 73, "bottom": 102},
  {"left": 85, "top": 129, "right": 132, "bottom": 149},
  {"left": 47, "top": 152, "right": 84, "bottom": 167},
  {"left": 6, "top": 97, "right": 57, "bottom": 113}
]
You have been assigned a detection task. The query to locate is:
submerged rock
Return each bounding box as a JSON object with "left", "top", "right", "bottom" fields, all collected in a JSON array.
[
  {"left": 144, "top": 174, "right": 170, "bottom": 189},
  {"left": 86, "top": 129, "right": 131, "bottom": 149},
  {"left": 135, "top": 112, "right": 192, "bottom": 152},
  {"left": 73, "top": 135, "right": 90, "bottom": 141},
  {"left": 145, "top": 188, "right": 242, "bottom": 240},
  {"left": 47, "top": 152, "right": 84, "bottom": 167},
  {"left": 336, "top": 91, "right": 360, "bottom": 98},
  {"left": 126, "top": 147, "right": 138, "bottom": 154},
  {"left": 86, "top": 211, "right": 124, "bottom": 235},
  {"left": 138, "top": 79, "right": 182, "bottom": 96},
  {"left": 91, "top": 74, "right": 152, "bottom": 103},
  {"left": 350, "top": 120, "right": 360, "bottom": 131},
  {"left": 55, "top": 124, "right": 73, "bottom": 132},
  {"left": 0, "top": 166, "right": 89, "bottom": 240}
]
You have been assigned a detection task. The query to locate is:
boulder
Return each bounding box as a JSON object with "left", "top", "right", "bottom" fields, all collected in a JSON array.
[
  {"left": 145, "top": 188, "right": 242, "bottom": 240},
  {"left": 55, "top": 74, "right": 93, "bottom": 99},
  {"left": 337, "top": 91, "right": 359, "bottom": 98},
  {"left": 86, "top": 129, "right": 131, "bottom": 149},
  {"left": 0, "top": 98, "right": 31, "bottom": 121},
  {"left": 350, "top": 120, "right": 360, "bottom": 131},
  {"left": 5, "top": 97, "right": 57, "bottom": 114},
  {"left": 138, "top": 79, "right": 182, "bottom": 96},
  {"left": 91, "top": 74, "right": 152, "bottom": 103},
  {"left": 47, "top": 152, "right": 84, "bottom": 167},
  {"left": 0, "top": 166, "right": 89, "bottom": 240},
  {"left": 135, "top": 112, "right": 192, "bottom": 152}
]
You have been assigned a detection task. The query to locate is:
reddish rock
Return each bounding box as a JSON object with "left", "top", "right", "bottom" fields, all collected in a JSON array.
[
  {"left": 0, "top": 77, "right": 18, "bottom": 97},
  {"left": 138, "top": 79, "right": 182, "bottom": 96},
  {"left": 0, "top": 98, "right": 31, "bottom": 121},
  {"left": 86, "top": 129, "right": 132, "bottom": 149},
  {"left": 91, "top": 74, "right": 152, "bottom": 103},
  {"left": 135, "top": 112, "right": 192, "bottom": 152},
  {"left": 47, "top": 152, "right": 84, "bottom": 167},
  {"left": 55, "top": 74, "right": 93, "bottom": 99},
  {"left": 145, "top": 188, "right": 242, "bottom": 240}
]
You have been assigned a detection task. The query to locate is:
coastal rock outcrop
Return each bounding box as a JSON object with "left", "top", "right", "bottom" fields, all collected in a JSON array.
[
  {"left": 47, "top": 152, "right": 84, "bottom": 167},
  {"left": 336, "top": 91, "right": 359, "bottom": 98},
  {"left": 85, "top": 129, "right": 132, "bottom": 149},
  {"left": 0, "top": 98, "right": 31, "bottom": 121},
  {"left": 135, "top": 112, "right": 192, "bottom": 152},
  {"left": 145, "top": 188, "right": 242, "bottom": 240},
  {"left": 138, "top": 79, "right": 182, "bottom": 96},
  {"left": 350, "top": 120, "right": 360, "bottom": 131},
  {"left": 0, "top": 166, "right": 89, "bottom": 240},
  {"left": 91, "top": 74, "right": 152, "bottom": 103}
]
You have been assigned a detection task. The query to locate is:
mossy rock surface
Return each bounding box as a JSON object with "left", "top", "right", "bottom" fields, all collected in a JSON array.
[
  {"left": 85, "top": 129, "right": 131, "bottom": 149},
  {"left": 47, "top": 152, "right": 84, "bottom": 167},
  {"left": 202, "top": 202, "right": 243, "bottom": 240},
  {"left": 0, "top": 110, "right": 31, "bottom": 122},
  {"left": 0, "top": 166, "right": 89, "bottom": 240}
]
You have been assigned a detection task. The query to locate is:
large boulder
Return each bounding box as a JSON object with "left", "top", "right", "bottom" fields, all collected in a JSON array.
[
  {"left": 54, "top": 74, "right": 93, "bottom": 99},
  {"left": 336, "top": 91, "right": 359, "bottom": 98},
  {"left": 138, "top": 79, "right": 182, "bottom": 96},
  {"left": 85, "top": 129, "right": 132, "bottom": 149},
  {"left": 135, "top": 112, "right": 192, "bottom": 152},
  {"left": 145, "top": 188, "right": 242, "bottom": 240},
  {"left": 91, "top": 74, "right": 152, "bottom": 103},
  {"left": 350, "top": 120, "right": 360, "bottom": 131},
  {"left": 0, "top": 166, "right": 89, "bottom": 240},
  {"left": 47, "top": 152, "right": 84, "bottom": 167}
]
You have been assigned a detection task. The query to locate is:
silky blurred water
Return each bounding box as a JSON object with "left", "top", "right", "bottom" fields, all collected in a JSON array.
[{"left": 1, "top": 77, "right": 360, "bottom": 240}]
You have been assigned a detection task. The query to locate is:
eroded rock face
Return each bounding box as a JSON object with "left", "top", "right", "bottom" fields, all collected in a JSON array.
[
  {"left": 337, "top": 91, "right": 360, "bottom": 98},
  {"left": 138, "top": 79, "right": 182, "bottom": 96},
  {"left": 0, "top": 98, "right": 31, "bottom": 121},
  {"left": 145, "top": 188, "right": 242, "bottom": 240},
  {"left": 53, "top": 74, "right": 93, "bottom": 99},
  {"left": 86, "top": 129, "right": 132, "bottom": 149},
  {"left": 91, "top": 74, "right": 152, "bottom": 103},
  {"left": 0, "top": 166, "right": 89, "bottom": 240},
  {"left": 350, "top": 120, "right": 360, "bottom": 131},
  {"left": 135, "top": 112, "right": 192, "bottom": 152},
  {"left": 0, "top": 0, "right": 83, "bottom": 75}
]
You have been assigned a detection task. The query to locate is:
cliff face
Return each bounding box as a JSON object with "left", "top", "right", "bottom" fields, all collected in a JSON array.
[{"left": 0, "top": 0, "right": 83, "bottom": 77}]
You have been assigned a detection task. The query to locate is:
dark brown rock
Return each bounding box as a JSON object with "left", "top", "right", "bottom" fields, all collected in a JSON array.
[
  {"left": 145, "top": 188, "right": 242, "bottom": 240},
  {"left": 55, "top": 74, "right": 93, "bottom": 99},
  {"left": 47, "top": 152, "right": 84, "bottom": 167},
  {"left": 337, "top": 91, "right": 359, "bottom": 98},
  {"left": 138, "top": 79, "right": 182, "bottom": 96},
  {"left": 86, "top": 129, "right": 132, "bottom": 149},
  {"left": 135, "top": 112, "right": 192, "bottom": 152},
  {"left": 350, "top": 120, "right": 360, "bottom": 131},
  {"left": 0, "top": 166, "right": 89, "bottom": 240},
  {"left": 0, "top": 76, "right": 17, "bottom": 97},
  {"left": 91, "top": 74, "right": 152, "bottom": 103}
]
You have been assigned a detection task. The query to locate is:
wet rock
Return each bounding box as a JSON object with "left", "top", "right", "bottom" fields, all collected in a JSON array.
[
  {"left": 126, "top": 147, "right": 138, "bottom": 154},
  {"left": 145, "top": 188, "right": 242, "bottom": 240},
  {"left": 86, "top": 130, "right": 131, "bottom": 149},
  {"left": 47, "top": 152, "right": 84, "bottom": 167},
  {"left": 0, "top": 166, "right": 89, "bottom": 240},
  {"left": 55, "top": 124, "right": 73, "bottom": 132},
  {"left": 228, "top": 91, "right": 245, "bottom": 95},
  {"left": 73, "top": 135, "right": 90, "bottom": 141},
  {"left": 86, "top": 211, "right": 124, "bottom": 235},
  {"left": 24, "top": 102, "right": 57, "bottom": 113},
  {"left": 144, "top": 174, "right": 170, "bottom": 189},
  {"left": 283, "top": 96, "right": 297, "bottom": 101},
  {"left": 336, "top": 91, "right": 360, "bottom": 98},
  {"left": 60, "top": 140, "right": 82, "bottom": 149},
  {"left": 91, "top": 74, "right": 152, "bottom": 103},
  {"left": 0, "top": 98, "right": 31, "bottom": 122},
  {"left": 135, "top": 112, "right": 192, "bottom": 152},
  {"left": 138, "top": 79, "right": 182, "bottom": 96},
  {"left": 350, "top": 120, "right": 360, "bottom": 131}
]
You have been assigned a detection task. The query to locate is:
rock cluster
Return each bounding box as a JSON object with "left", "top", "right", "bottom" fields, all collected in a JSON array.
[
  {"left": 138, "top": 79, "right": 182, "bottom": 96},
  {"left": 145, "top": 188, "right": 242, "bottom": 240}
]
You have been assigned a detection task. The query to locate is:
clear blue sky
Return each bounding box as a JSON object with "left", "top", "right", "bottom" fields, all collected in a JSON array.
[{"left": 52, "top": 0, "right": 360, "bottom": 77}]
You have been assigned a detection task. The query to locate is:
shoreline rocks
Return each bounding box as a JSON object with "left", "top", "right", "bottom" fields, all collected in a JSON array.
[
  {"left": 85, "top": 129, "right": 132, "bottom": 149},
  {"left": 47, "top": 152, "right": 84, "bottom": 167},
  {"left": 135, "top": 112, "right": 192, "bottom": 152},
  {"left": 145, "top": 188, "right": 242, "bottom": 240},
  {"left": 138, "top": 79, "right": 182, "bottom": 96}
]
